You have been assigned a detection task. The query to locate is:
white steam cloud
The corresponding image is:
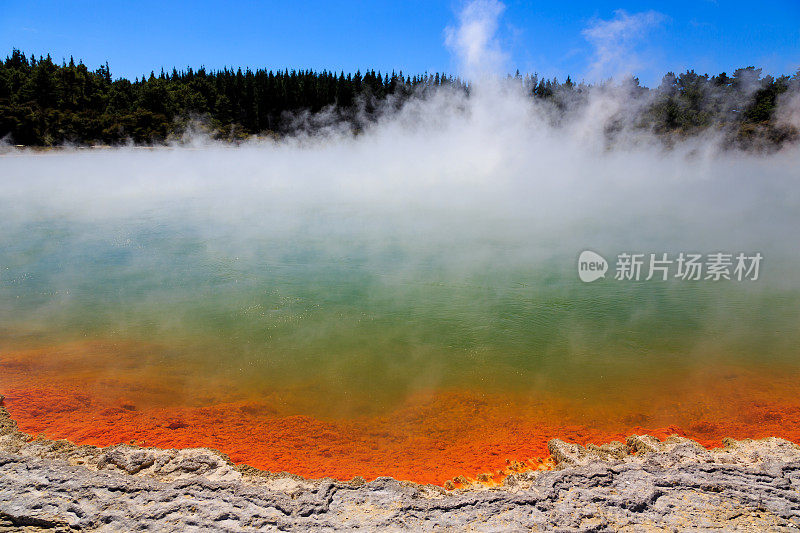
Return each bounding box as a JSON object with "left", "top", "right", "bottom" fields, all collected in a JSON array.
[
  {"left": 1, "top": 0, "right": 799, "bottom": 355},
  {"left": 582, "top": 9, "right": 667, "bottom": 83},
  {"left": 778, "top": 88, "right": 800, "bottom": 131},
  {"left": 445, "top": 0, "right": 509, "bottom": 80}
]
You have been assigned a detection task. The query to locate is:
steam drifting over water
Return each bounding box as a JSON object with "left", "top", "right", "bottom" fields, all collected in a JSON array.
[
  {"left": 2, "top": 69, "right": 800, "bottom": 399},
  {"left": 1, "top": 0, "right": 800, "bottom": 484}
]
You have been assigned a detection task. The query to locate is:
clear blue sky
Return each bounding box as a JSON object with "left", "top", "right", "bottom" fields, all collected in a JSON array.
[{"left": 1, "top": 0, "right": 798, "bottom": 87}]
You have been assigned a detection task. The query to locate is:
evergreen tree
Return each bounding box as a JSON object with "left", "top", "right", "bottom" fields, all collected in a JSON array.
[{"left": 0, "top": 48, "right": 796, "bottom": 149}]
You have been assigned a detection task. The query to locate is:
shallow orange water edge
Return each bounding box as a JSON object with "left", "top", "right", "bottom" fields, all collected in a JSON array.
[{"left": 2, "top": 341, "right": 800, "bottom": 486}]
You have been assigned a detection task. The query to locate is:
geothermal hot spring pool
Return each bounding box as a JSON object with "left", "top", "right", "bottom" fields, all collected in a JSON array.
[{"left": 1, "top": 137, "right": 800, "bottom": 485}]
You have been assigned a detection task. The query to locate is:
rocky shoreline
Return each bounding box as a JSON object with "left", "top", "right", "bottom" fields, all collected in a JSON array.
[{"left": 1, "top": 401, "right": 799, "bottom": 532}]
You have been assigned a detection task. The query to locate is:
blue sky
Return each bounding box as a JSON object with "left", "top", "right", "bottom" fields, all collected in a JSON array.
[{"left": 1, "top": 0, "right": 798, "bottom": 87}]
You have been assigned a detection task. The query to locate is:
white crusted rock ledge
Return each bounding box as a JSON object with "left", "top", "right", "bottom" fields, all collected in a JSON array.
[{"left": 1, "top": 404, "right": 799, "bottom": 532}]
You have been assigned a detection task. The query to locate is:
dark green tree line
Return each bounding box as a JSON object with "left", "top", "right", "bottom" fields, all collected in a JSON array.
[
  {"left": 0, "top": 50, "right": 463, "bottom": 145},
  {"left": 1, "top": 49, "right": 797, "bottom": 148}
]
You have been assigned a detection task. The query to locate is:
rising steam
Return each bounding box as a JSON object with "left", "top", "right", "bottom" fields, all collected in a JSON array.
[{"left": 1, "top": 1, "right": 799, "bottom": 410}]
